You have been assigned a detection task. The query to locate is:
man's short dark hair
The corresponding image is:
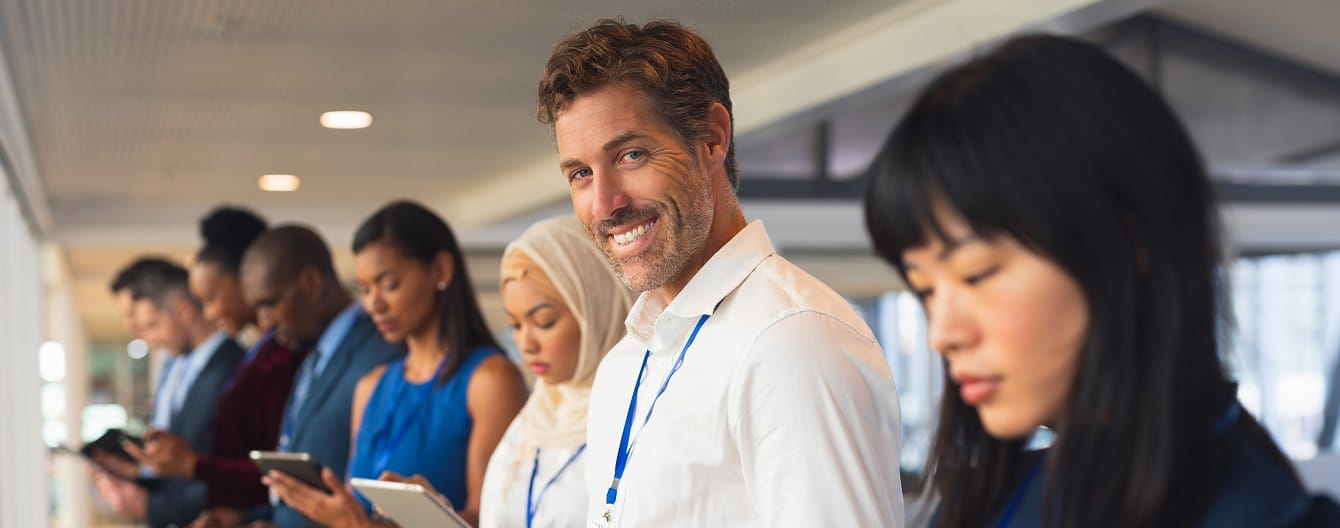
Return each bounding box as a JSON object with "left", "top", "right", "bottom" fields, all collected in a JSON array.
[
  {"left": 110, "top": 257, "right": 196, "bottom": 309},
  {"left": 243, "top": 224, "right": 339, "bottom": 285},
  {"left": 109, "top": 257, "right": 180, "bottom": 296}
]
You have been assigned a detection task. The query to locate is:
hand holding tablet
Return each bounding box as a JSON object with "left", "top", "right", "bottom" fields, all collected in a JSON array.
[
  {"left": 350, "top": 478, "right": 470, "bottom": 528},
  {"left": 249, "top": 450, "right": 332, "bottom": 493}
]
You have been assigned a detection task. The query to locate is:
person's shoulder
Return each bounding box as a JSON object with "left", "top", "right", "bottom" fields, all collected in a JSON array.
[
  {"left": 355, "top": 363, "right": 392, "bottom": 395},
  {"left": 467, "top": 353, "right": 526, "bottom": 398},
  {"left": 589, "top": 335, "right": 643, "bottom": 386},
  {"left": 352, "top": 363, "right": 392, "bottom": 425},
  {"left": 734, "top": 254, "right": 873, "bottom": 333},
  {"left": 1200, "top": 430, "right": 1330, "bottom": 527},
  {"left": 471, "top": 353, "right": 521, "bottom": 381},
  {"left": 466, "top": 353, "right": 527, "bottom": 418},
  {"left": 217, "top": 335, "right": 247, "bottom": 357},
  {"left": 1287, "top": 494, "right": 1340, "bottom": 527}
]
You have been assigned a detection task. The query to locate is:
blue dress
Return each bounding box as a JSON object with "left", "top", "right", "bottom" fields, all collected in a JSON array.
[{"left": 347, "top": 346, "right": 498, "bottom": 511}]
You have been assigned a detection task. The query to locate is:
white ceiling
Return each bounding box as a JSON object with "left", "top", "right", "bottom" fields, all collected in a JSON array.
[
  {"left": 0, "top": 0, "right": 910, "bottom": 342},
  {"left": 0, "top": 0, "right": 915, "bottom": 227},
  {"left": 13, "top": 0, "right": 1338, "bottom": 344},
  {"left": 0, "top": 0, "right": 1136, "bottom": 342},
  {"left": 1160, "top": 0, "right": 1340, "bottom": 78}
]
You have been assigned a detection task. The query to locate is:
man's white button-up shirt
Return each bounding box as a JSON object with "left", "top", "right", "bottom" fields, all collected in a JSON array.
[{"left": 584, "top": 220, "right": 904, "bottom": 527}]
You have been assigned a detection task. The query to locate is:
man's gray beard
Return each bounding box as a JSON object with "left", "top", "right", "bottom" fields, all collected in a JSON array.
[{"left": 605, "top": 189, "right": 713, "bottom": 293}]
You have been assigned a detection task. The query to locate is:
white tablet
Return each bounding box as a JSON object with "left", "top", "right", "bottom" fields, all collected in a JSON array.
[{"left": 349, "top": 478, "right": 470, "bottom": 528}]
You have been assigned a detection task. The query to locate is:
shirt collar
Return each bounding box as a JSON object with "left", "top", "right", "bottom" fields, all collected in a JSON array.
[
  {"left": 315, "top": 302, "right": 363, "bottom": 363},
  {"left": 186, "top": 330, "right": 228, "bottom": 370},
  {"left": 625, "top": 220, "right": 775, "bottom": 344}
]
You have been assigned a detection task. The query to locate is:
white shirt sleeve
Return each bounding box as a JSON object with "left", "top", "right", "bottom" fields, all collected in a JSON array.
[
  {"left": 728, "top": 310, "right": 905, "bottom": 528},
  {"left": 480, "top": 421, "right": 523, "bottom": 528}
]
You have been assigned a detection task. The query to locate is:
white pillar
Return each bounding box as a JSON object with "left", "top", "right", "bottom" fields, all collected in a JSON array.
[
  {"left": 0, "top": 171, "right": 48, "bottom": 527},
  {"left": 44, "top": 243, "right": 90, "bottom": 528}
]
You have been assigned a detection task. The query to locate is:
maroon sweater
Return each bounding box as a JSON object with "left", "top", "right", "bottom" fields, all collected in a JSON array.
[{"left": 194, "top": 333, "right": 306, "bottom": 509}]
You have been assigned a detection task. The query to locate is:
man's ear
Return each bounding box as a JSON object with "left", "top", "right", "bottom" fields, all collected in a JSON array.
[
  {"left": 297, "top": 266, "right": 324, "bottom": 301},
  {"left": 171, "top": 294, "right": 196, "bottom": 324},
  {"left": 702, "top": 102, "right": 732, "bottom": 170}
]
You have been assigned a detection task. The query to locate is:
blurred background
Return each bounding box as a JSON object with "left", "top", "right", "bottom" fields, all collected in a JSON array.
[{"left": 1, "top": 0, "right": 1338, "bottom": 526}]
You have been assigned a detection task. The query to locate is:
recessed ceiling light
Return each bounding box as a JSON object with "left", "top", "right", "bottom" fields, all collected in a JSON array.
[
  {"left": 320, "top": 110, "right": 373, "bottom": 129},
  {"left": 259, "top": 174, "right": 301, "bottom": 192}
]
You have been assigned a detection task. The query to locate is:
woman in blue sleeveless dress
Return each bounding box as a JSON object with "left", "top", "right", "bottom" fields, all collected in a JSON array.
[{"left": 267, "top": 200, "right": 527, "bottom": 527}]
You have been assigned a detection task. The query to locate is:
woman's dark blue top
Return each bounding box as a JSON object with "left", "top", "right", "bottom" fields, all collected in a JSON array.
[{"left": 975, "top": 426, "right": 1340, "bottom": 527}]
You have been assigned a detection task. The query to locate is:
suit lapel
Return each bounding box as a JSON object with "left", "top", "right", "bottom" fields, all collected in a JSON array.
[
  {"left": 176, "top": 339, "right": 241, "bottom": 418},
  {"left": 171, "top": 338, "right": 243, "bottom": 449},
  {"left": 289, "top": 315, "right": 369, "bottom": 445}
]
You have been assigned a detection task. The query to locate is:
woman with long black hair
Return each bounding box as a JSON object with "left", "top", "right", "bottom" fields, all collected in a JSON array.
[
  {"left": 267, "top": 200, "right": 527, "bottom": 527},
  {"left": 864, "top": 35, "right": 1340, "bottom": 527}
]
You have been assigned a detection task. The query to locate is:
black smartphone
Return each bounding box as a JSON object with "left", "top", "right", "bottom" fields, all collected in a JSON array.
[
  {"left": 81, "top": 428, "right": 144, "bottom": 462},
  {"left": 51, "top": 445, "right": 139, "bottom": 483},
  {"left": 250, "top": 450, "right": 332, "bottom": 493}
]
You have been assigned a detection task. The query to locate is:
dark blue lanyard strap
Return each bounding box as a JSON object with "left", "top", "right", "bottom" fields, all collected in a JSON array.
[
  {"left": 526, "top": 444, "right": 587, "bottom": 528},
  {"left": 998, "top": 456, "right": 1043, "bottom": 528},
  {"left": 370, "top": 356, "right": 448, "bottom": 477},
  {"left": 605, "top": 313, "right": 710, "bottom": 508}
]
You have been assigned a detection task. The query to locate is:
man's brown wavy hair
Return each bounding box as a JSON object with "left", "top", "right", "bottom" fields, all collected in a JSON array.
[{"left": 537, "top": 18, "right": 738, "bottom": 189}]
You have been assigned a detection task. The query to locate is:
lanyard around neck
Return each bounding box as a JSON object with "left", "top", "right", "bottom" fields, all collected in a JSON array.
[
  {"left": 526, "top": 444, "right": 586, "bottom": 528},
  {"left": 369, "top": 356, "right": 449, "bottom": 476},
  {"left": 604, "top": 313, "right": 711, "bottom": 516}
]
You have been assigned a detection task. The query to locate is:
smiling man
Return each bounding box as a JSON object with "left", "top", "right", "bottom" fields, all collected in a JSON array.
[{"left": 539, "top": 19, "right": 904, "bottom": 528}]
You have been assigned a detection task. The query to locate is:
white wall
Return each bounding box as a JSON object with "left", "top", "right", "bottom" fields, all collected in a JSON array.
[{"left": 0, "top": 171, "right": 47, "bottom": 526}]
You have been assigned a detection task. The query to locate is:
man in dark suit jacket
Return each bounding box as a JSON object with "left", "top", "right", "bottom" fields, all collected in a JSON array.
[
  {"left": 94, "top": 258, "right": 244, "bottom": 527},
  {"left": 236, "top": 225, "right": 402, "bottom": 528}
]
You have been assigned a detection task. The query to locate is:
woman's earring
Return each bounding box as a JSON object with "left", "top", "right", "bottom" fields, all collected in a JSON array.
[{"left": 437, "top": 282, "right": 447, "bottom": 291}]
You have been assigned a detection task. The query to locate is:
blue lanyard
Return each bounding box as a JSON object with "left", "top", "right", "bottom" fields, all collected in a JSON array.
[
  {"left": 278, "top": 355, "right": 318, "bottom": 451},
  {"left": 527, "top": 444, "right": 586, "bottom": 528},
  {"left": 369, "top": 356, "right": 449, "bottom": 476},
  {"left": 604, "top": 313, "right": 711, "bottom": 512}
]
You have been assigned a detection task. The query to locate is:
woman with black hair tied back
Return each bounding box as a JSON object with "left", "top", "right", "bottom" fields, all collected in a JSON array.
[
  {"left": 863, "top": 35, "right": 1340, "bottom": 527},
  {"left": 193, "top": 206, "right": 269, "bottom": 345},
  {"left": 127, "top": 206, "right": 309, "bottom": 524}
]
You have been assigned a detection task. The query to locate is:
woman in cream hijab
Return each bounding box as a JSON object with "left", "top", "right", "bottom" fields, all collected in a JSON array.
[{"left": 480, "top": 215, "right": 634, "bottom": 528}]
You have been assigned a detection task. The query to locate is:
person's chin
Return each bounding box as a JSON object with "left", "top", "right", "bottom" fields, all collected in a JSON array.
[
  {"left": 978, "top": 408, "right": 1040, "bottom": 439},
  {"left": 615, "top": 265, "right": 668, "bottom": 292},
  {"left": 614, "top": 247, "right": 676, "bottom": 292},
  {"left": 538, "top": 373, "right": 575, "bottom": 386},
  {"left": 379, "top": 329, "right": 406, "bottom": 344}
]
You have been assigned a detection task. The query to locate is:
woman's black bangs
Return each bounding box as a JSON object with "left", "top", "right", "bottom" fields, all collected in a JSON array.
[{"left": 864, "top": 96, "right": 1020, "bottom": 273}]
